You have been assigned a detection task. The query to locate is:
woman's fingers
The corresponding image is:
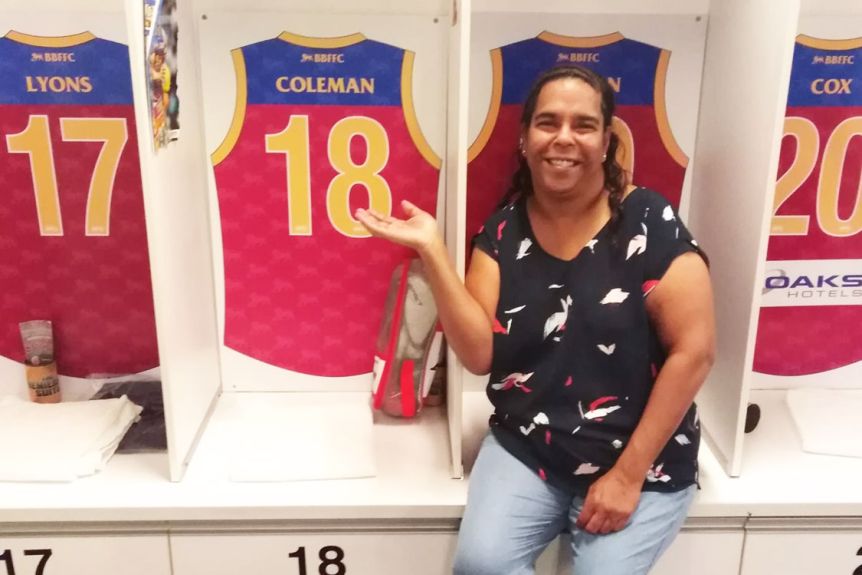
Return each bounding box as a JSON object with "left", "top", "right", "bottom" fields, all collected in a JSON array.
[
  {"left": 355, "top": 209, "right": 389, "bottom": 236},
  {"left": 599, "top": 517, "right": 616, "bottom": 535},
  {"left": 356, "top": 208, "right": 414, "bottom": 243},
  {"left": 400, "top": 199, "right": 427, "bottom": 219},
  {"left": 357, "top": 207, "right": 388, "bottom": 224},
  {"left": 355, "top": 204, "right": 438, "bottom": 251},
  {"left": 354, "top": 208, "right": 374, "bottom": 226}
]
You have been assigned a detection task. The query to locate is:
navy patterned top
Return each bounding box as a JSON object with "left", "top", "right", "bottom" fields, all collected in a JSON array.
[{"left": 473, "top": 187, "right": 705, "bottom": 495}]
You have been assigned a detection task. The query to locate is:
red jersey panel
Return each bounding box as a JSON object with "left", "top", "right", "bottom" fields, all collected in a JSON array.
[
  {"left": 754, "top": 35, "right": 862, "bottom": 376},
  {"left": 467, "top": 32, "right": 688, "bottom": 251},
  {"left": 0, "top": 32, "right": 158, "bottom": 377},
  {"left": 213, "top": 33, "right": 440, "bottom": 377}
]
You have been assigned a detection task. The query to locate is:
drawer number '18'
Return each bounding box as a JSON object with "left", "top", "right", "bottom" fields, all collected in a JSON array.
[{"left": 288, "top": 545, "right": 345, "bottom": 575}]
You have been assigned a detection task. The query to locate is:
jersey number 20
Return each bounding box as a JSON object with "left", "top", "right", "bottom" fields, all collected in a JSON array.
[{"left": 772, "top": 116, "right": 862, "bottom": 238}]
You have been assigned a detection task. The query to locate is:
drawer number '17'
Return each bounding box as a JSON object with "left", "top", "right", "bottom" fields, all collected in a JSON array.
[{"left": 0, "top": 549, "right": 52, "bottom": 575}]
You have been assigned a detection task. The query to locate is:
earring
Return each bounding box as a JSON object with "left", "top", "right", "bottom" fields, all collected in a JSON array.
[
  {"left": 521, "top": 148, "right": 527, "bottom": 157},
  {"left": 602, "top": 153, "right": 607, "bottom": 162}
]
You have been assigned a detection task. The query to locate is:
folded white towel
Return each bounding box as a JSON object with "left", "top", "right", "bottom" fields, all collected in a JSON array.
[
  {"left": 0, "top": 396, "right": 142, "bottom": 481},
  {"left": 786, "top": 388, "right": 862, "bottom": 458},
  {"left": 226, "top": 394, "right": 375, "bottom": 482}
]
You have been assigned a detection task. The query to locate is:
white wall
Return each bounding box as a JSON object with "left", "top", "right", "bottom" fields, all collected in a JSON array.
[
  {"left": 473, "top": 0, "right": 710, "bottom": 14},
  {"left": 194, "top": 0, "right": 448, "bottom": 16}
]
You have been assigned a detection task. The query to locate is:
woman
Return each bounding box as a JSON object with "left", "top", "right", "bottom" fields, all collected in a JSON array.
[{"left": 356, "top": 65, "right": 715, "bottom": 575}]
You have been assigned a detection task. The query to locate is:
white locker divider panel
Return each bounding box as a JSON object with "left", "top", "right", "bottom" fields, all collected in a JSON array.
[
  {"left": 124, "top": 0, "right": 223, "bottom": 481},
  {"left": 0, "top": 530, "right": 171, "bottom": 575},
  {"left": 741, "top": 518, "right": 862, "bottom": 575},
  {"left": 686, "top": 0, "right": 800, "bottom": 477},
  {"left": 170, "top": 522, "right": 458, "bottom": 575},
  {"left": 445, "top": 0, "right": 473, "bottom": 479}
]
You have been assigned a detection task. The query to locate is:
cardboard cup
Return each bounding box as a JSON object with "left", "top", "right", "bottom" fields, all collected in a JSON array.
[{"left": 25, "top": 360, "right": 61, "bottom": 403}]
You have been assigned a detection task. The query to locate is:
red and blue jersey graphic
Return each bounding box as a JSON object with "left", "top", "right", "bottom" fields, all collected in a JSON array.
[
  {"left": 755, "top": 35, "right": 862, "bottom": 376},
  {"left": 467, "top": 32, "right": 688, "bottom": 252},
  {"left": 212, "top": 32, "right": 440, "bottom": 377},
  {"left": 0, "top": 32, "right": 158, "bottom": 377}
]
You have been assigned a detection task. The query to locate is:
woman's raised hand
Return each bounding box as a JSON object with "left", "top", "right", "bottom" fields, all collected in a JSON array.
[{"left": 355, "top": 200, "right": 442, "bottom": 255}]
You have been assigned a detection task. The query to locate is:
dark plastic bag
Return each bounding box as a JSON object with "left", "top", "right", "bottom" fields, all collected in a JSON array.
[{"left": 92, "top": 380, "right": 167, "bottom": 452}]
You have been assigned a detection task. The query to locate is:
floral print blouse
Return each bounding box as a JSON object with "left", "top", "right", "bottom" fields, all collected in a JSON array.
[{"left": 473, "top": 187, "right": 705, "bottom": 495}]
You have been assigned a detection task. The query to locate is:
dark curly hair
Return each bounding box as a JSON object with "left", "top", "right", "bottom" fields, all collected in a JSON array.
[{"left": 501, "top": 64, "right": 629, "bottom": 239}]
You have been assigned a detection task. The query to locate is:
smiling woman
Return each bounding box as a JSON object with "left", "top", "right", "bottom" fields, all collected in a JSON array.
[
  {"left": 523, "top": 77, "right": 608, "bottom": 193},
  {"left": 355, "top": 64, "right": 715, "bottom": 575},
  {"left": 504, "top": 66, "right": 629, "bottom": 263}
]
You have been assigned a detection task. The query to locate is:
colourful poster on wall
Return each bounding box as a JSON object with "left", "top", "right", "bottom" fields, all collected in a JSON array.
[
  {"left": 210, "top": 32, "right": 441, "bottom": 377},
  {"left": 754, "top": 35, "right": 862, "bottom": 380},
  {"left": 466, "top": 32, "right": 689, "bottom": 251},
  {"left": 144, "top": 0, "right": 180, "bottom": 151},
  {"left": 0, "top": 31, "right": 159, "bottom": 377}
]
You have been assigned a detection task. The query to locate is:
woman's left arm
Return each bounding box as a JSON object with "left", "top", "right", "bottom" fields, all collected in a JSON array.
[{"left": 577, "top": 251, "right": 715, "bottom": 534}]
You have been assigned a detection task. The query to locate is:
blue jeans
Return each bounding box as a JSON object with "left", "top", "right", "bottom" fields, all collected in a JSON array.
[{"left": 453, "top": 432, "right": 696, "bottom": 575}]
